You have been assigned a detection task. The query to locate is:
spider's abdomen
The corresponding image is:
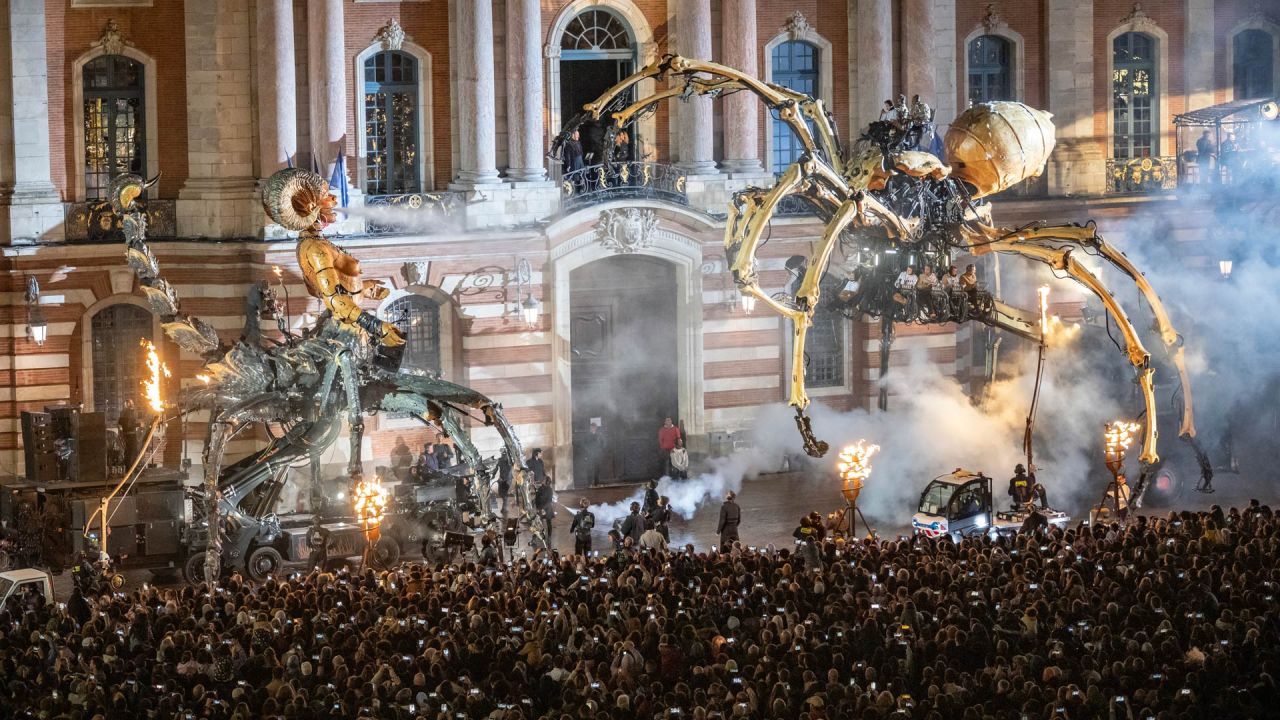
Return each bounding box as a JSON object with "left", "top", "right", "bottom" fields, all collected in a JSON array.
[{"left": 944, "top": 101, "right": 1056, "bottom": 199}]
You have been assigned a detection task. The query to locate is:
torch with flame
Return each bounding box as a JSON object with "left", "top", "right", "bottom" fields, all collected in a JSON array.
[
  {"left": 353, "top": 475, "right": 389, "bottom": 530},
  {"left": 1035, "top": 285, "right": 1082, "bottom": 346},
  {"left": 141, "top": 339, "right": 171, "bottom": 413},
  {"left": 836, "top": 440, "right": 880, "bottom": 506},
  {"left": 1104, "top": 420, "right": 1141, "bottom": 476}
]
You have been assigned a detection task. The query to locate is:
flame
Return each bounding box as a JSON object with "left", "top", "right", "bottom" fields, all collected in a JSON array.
[
  {"left": 1037, "top": 285, "right": 1050, "bottom": 336},
  {"left": 196, "top": 373, "right": 211, "bottom": 384},
  {"left": 353, "top": 475, "right": 389, "bottom": 528},
  {"left": 141, "top": 340, "right": 170, "bottom": 413},
  {"left": 1104, "top": 420, "right": 1141, "bottom": 470},
  {"left": 836, "top": 440, "right": 880, "bottom": 502},
  {"left": 272, "top": 265, "right": 283, "bottom": 279},
  {"left": 1035, "top": 285, "right": 1082, "bottom": 346}
]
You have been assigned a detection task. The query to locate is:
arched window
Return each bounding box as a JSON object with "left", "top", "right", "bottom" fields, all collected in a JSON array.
[
  {"left": 804, "top": 305, "right": 844, "bottom": 389},
  {"left": 561, "top": 9, "right": 631, "bottom": 52},
  {"left": 968, "top": 35, "right": 1013, "bottom": 104},
  {"left": 385, "top": 294, "right": 441, "bottom": 376},
  {"left": 363, "top": 51, "right": 421, "bottom": 195},
  {"left": 1112, "top": 32, "right": 1158, "bottom": 159},
  {"left": 91, "top": 304, "right": 153, "bottom": 423},
  {"left": 771, "top": 40, "right": 819, "bottom": 174},
  {"left": 1234, "top": 29, "right": 1274, "bottom": 100},
  {"left": 83, "top": 55, "right": 145, "bottom": 201}
]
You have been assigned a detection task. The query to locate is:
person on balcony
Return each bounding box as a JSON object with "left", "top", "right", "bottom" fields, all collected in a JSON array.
[
  {"left": 1196, "top": 131, "right": 1216, "bottom": 183},
  {"left": 562, "top": 128, "right": 586, "bottom": 190}
]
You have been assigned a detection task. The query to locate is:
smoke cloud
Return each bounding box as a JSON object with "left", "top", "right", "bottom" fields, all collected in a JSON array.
[{"left": 341, "top": 203, "right": 464, "bottom": 235}]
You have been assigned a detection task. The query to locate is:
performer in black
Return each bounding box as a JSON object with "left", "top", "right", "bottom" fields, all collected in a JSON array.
[
  {"left": 717, "top": 492, "right": 741, "bottom": 551},
  {"left": 651, "top": 496, "right": 672, "bottom": 541},
  {"left": 306, "top": 515, "right": 330, "bottom": 571},
  {"left": 570, "top": 498, "right": 595, "bottom": 556}
]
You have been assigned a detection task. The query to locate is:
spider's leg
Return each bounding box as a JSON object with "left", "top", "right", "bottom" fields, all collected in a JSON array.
[
  {"left": 991, "top": 224, "right": 1195, "bottom": 440},
  {"left": 982, "top": 238, "right": 1162, "bottom": 503}
]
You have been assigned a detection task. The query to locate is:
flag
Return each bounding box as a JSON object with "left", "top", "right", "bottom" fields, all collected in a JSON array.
[{"left": 329, "top": 154, "right": 350, "bottom": 207}]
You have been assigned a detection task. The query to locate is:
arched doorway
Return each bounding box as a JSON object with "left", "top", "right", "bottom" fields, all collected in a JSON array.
[
  {"left": 558, "top": 7, "right": 638, "bottom": 165},
  {"left": 569, "top": 255, "right": 677, "bottom": 485}
]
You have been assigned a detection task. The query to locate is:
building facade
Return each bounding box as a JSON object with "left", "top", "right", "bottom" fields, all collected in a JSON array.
[{"left": 1, "top": 0, "right": 1273, "bottom": 489}]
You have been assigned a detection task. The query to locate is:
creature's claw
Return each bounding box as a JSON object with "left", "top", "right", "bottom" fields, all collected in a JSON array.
[
  {"left": 379, "top": 323, "right": 406, "bottom": 347},
  {"left": 362, "top": 279, "right": 391, "bottom": 300},
  {"left": 794, "top": 410, "right": 829, "bottom": 458}
]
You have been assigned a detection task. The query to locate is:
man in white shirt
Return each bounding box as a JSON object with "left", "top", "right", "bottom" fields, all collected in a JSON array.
[
  {"left": 895, "top": 265, "right": 917, "bottom": 290},
  {"left": 639, "top": 525, "right": 668, "bottom": 551},
  {"left": 940, "top": 265, "right": 961, "bottom": 291},
  {"left": 917, "top": 264, "right": 938, "bottom": 291},
  {"left": 1108, "top": 473, "right": 1132, "bottom": 521},
  {"left": 669, "top": 439, "right": 689, "bottom": 480}
]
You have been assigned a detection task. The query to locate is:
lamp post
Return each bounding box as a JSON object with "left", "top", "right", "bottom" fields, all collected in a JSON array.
[
  {"left": 740, "top": 292, "right": 756, "bottom": 315},
  {"left": 1218, "top": 259, "right": 1233, "bottom": 279}
]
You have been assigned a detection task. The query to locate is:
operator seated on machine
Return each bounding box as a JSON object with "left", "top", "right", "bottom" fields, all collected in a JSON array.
[{"left": 1009, "top": 463, "right": 1035, "bottom": 508}]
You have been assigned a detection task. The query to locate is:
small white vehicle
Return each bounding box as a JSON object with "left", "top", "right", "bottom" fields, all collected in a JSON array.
[
  {"left": 911, "top": 469, "right": 1070, "bottom": 541},
  {"left": 0, "top": 568, "right": 54, "bottom": 607}
]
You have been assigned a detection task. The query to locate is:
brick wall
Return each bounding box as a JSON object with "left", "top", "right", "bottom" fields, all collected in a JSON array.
[
  {"left": 344, "top": 1, "right": 453, "bottom": 190},
  {"left": 954, "top": 0, "right": 1044, "bottom": 111},
  {"left": 45, "top": 1, "right": 187, "bottom": 201}
]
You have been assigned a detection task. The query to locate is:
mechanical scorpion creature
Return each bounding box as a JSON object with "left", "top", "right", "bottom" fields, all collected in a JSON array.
[
  {"left": 554, "top": 55, "right": 1202, "bottom": 503},
  {"left": 113, "top": 169, "right": 544, "bottom": 581}
]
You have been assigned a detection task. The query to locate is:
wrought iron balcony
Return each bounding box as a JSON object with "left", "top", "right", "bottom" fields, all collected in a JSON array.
[
  {"left": 364, "top": 192, "right": 465, "bottom": 235},
  {"left": 1106, "top": 155, "right": 1178, "bottom": 194},
  {"left": 65, "top": 199, "right": 176, "bottom": 243},
  {"left": 559, "top": 162, "right": 687, "bottom": 211}
]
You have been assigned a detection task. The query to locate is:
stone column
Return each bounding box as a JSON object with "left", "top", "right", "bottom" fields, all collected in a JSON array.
[
  {"left": 721, "top": 0, "right": 763, "bottom": 175},
  {"left": 257, "top": 0, "right": 297, "bottom": 176},
  {"left": 930, "top": 0, "right": 958, "bottom": 130},
  {"left": 1184, "top": 0, "right": 1214, "bottom": 111},
  {"left": 901, "top": 0, "right": 936, "bottom": 103},
  {"left": 505, "top": 0, "right": 546, "bottom": 182},
  {"left": 307, "top": 0, "right": 346, "bottom": 181},
  {"left": 1045, "top": 0, "right": 1104, "bottom": 195},
  {"left": 849, "top": 0, "right": 893, "bottom": 132},
  {"left": 451, "top": 0, "right": 502, "bottom": 188},
  {"left": 675, "top": 0, "right": 717, "bottom": 174},
  {"left": 177, "top": 0, "right": 259, "bottom": 238},
  {"left": 0, "top": 0, "right": 63, "bottom": 244}
]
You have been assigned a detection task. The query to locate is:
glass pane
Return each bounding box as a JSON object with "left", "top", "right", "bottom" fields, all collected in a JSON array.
[{"left": 804, "top": 306, "right": 843, "bottom": 388}]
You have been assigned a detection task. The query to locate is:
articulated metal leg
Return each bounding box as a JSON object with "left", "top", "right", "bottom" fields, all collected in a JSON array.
[{"left": 877, "top": 316, "right": 895, "bottom": 412}]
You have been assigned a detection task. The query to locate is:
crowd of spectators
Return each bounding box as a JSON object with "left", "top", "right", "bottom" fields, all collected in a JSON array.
[{"left": 1, "top": 503, "right": 1277, "bottom": 720}]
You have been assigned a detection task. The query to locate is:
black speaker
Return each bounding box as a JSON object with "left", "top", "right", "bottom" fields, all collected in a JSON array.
[
  {"left": 20, "top": 411, "right": 58, "bottom": 483},
  {"left": 78, "top": 412, "right": 108, "bottom": 484}
]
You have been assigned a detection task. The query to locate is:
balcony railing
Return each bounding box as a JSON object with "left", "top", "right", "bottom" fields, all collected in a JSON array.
[
  {"left": 364, "top": 192, "right": 465, "bottom": 235},
  {"left": 65, "top": 199, "right": 176, "bottom": 243},
  {"left": 1106, "top": 155, "right": 1178, "bottom": 194},
  {"left": 559, "top": 162, "right": 687, "bottom": 211}
]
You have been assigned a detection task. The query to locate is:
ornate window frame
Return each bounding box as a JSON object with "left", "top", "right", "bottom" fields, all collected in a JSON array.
[
  {"left": 962, "top": 19, "right": 1025, "bottom": 104},
  {"left": 71, "top": 40, "right": 159, "bottom": 202},
  {"left": 1106, "top": 10, "right": 1169, "bottom": 160},
  {"left": 354, "top": 34, "right": 434, "bottom": 193},
  {"left": 1227, "top": 19, "right": 1280, "bottom": 101},
  {"left": 763, "top": 15, "right": 833, "bottom": 176}
]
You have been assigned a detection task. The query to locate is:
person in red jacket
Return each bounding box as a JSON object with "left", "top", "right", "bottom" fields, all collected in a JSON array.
[{"left": 657, "top": 417, "right": 682, "bottom": 476}]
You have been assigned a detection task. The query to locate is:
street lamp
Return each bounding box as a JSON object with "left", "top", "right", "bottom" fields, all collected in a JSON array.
[
  {"left": 24, "top": 277, "right": 47, "bottom": 346},
  {"left": 510, "top": 257, "right": 540, "bottom": 328},
  {"left": 1218, "top": 259, "right": 1233, "bottom": 279},
  {"left": 521, "top": 295, "right": 540, "bottom": 327},
  {"left": 740, "top": 292, "right": 756, "bottom": 314}
]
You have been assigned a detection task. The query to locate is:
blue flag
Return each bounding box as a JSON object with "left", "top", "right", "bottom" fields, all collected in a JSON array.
[{"left": 329, "top": 154, "right": 350, "bottom": 207}]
